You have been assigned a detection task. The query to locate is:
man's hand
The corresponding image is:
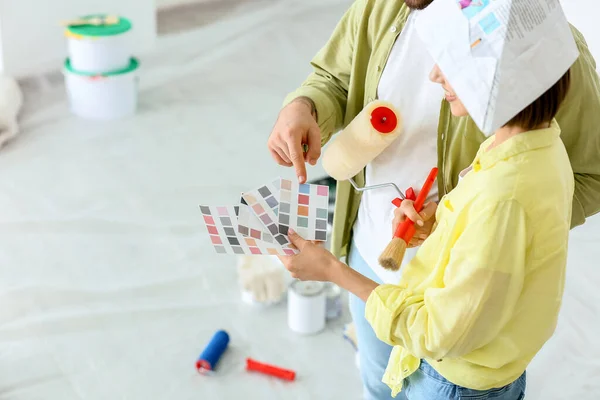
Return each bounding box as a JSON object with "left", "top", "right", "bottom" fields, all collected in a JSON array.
[
  {"left": 268, "top": 97, "right": 321, "bottom": 184},
  {"left": 278, "top": 230, "right": 340, "bottom": 282},
  {"left": 392, "top": 200, "right": 438, "bottom": 247}
]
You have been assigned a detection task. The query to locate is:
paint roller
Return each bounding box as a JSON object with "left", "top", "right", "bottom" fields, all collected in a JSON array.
[
  {"left": 321, "top": 101, "right": 438, "bottom": 271},
  {"left": 196, "top": 330, "right": 230, "bottom": 374},
  {"left": 321, "top": 100, "right": 406, "bottom": 199}
]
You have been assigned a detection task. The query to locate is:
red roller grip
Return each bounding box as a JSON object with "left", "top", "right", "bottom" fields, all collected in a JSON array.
[{"left": 246, "top": 358, "right": 296, "bottom": 381}]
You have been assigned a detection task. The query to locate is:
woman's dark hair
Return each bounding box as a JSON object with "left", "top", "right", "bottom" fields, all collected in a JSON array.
[{"left": 505, "top": 69, "right": 572, "bottom": 130}]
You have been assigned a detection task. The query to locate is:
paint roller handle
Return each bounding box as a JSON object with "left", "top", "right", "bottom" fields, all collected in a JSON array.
[
  {"left": 392, "top": 187, "right": 416, "bottom": 207},
  {"left": 246, "top": 358, "right": 296, "bottom": 381},
  {"left": 397, "top": 187, "right": 418, "bottom": 242},
  {"left": 393, "top": 167, "right": 438, "bottom": 242}
]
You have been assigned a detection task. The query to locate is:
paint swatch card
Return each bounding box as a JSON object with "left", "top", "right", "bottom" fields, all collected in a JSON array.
[
  {"left": 199, "top": 205, "right": 296, "bottom": 256},
  {"left": 241, "top": 179, "right": 290, "bottom": 247},
  {"left": 277, "top": 178, "right": 329, "bottom": 241},
  {"left": 236, "top": 198, "right": 272, "bottom": 242},
  {"left": 199, "top": 177, "right": 330, "bottom": 257},
  {"left": 237, "top": 199, "right": 298, "bottom": 254}
]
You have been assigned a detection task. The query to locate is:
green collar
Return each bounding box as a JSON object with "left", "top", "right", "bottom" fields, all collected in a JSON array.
[
  {"left": 66, "top": 15, "right": 131, "bottom": 37},
  {"left": 64, "top": 58, "right": 139, "bottom": 76}
]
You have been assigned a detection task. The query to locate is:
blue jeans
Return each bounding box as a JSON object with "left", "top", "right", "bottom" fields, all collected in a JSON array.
[
  {"left": 405, "top": 361, "right": 526, "bottom": 400},
  {"left": 348, "top": 243, "right": 526, "bottom": 400},
  {"left": 348, "top": 243, "right": 406, "bottom": 400}
]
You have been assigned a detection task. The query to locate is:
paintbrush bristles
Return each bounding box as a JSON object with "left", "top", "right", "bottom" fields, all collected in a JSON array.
[{"left": 378, "top": 237, "right": 407, "bottom": 271}]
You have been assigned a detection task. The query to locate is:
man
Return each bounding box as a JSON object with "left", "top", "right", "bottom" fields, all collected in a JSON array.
[{"left": 267, "top": 1, "right": 600, "bottom": 399}]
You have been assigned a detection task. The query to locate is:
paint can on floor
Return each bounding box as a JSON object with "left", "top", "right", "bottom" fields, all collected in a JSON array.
[
  {"left": 63, "top": 57, "right": 139, "bottom": 120},
  {"left": 287, "top": 280, "right": 326, "bottom": 335},
  {"left": 64, "top": 15, "right": 132, "bottom": 74},
  {"left": 324, "top": 283, "right": 342, "bottom": 320}
]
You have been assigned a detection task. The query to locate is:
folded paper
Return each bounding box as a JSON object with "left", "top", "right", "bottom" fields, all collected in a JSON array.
[{"left": 416, "top": 0, "right": 579, "bottom": 134}]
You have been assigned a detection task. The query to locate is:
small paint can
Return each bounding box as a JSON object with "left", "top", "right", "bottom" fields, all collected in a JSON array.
[
  {"left": 65, "top": 15, "right": 132, "bottom": 74},
  {"left": 287, "top": 280, "right": 326, "bottom": 335},
  {"left": 324, "top": 283, "right": 342, "bottom": 320}
]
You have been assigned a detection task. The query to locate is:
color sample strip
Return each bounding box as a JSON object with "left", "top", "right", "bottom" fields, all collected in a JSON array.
[
  {"left": 237, "top": 199, "right": 297, "bottom": 254},
  {"left": 199, "top": 205, "right": 294, "bottom": 256},
  {"left": 237, "top": 202, "right": 273, "bottom": 242},
  {"left": 241, "top": 179, "right": 290, "bottom": 247},
  {"left": 277, "top": 178, "right": 329, "bottom": 241}
]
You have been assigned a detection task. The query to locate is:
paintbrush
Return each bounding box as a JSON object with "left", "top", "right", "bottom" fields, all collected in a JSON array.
[
  {"left": 378, "top": 167, "right": 438, "bottom": 271},
  {"left": 61, "top": 15, "right": 120, "bottom": 27}
]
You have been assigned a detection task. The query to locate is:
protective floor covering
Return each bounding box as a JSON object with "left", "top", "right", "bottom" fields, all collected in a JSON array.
[{"left": 1, "top": 0, "right": 599, "bottom": 399}]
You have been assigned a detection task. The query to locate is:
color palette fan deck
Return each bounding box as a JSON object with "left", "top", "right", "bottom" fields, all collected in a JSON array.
[{"left": 200, "top": 178, "right": 329, "bottom": 256}]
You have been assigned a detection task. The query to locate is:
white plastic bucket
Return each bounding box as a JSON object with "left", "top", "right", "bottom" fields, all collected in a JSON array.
[
  {"left": 287, "top": 280, "right": 326, "bottom": 335},
  {"left": 65, "top": 16, "right": 132, "bottom": 74},
  {"left": 64, "top": 58, "right": 139, "bottom": 120}
]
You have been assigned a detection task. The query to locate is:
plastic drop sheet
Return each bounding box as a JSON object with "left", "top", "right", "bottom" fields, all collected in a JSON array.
[{"left": 0, "top": 0, "right": 599, "bottom": 399}]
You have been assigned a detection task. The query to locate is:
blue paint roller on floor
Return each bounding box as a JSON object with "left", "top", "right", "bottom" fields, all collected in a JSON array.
[{"left": 196, "top": 330, "right": 230, "bottom": 373}]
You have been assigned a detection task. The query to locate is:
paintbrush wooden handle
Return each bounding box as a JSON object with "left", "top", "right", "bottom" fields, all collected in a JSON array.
[{"left": 392, "top": 167, "right": 438, "bottom": 242}]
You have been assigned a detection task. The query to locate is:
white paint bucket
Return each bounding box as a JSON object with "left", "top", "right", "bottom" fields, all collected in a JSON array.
[
  {"left": 65, "top": 16, "right": 132, "bottom": 74},
  {"left": 287, "top": 280, "right": 326, "bottom": 335},
  {"left": 64, "top": 58, "right": 139, "bottom": 120}
]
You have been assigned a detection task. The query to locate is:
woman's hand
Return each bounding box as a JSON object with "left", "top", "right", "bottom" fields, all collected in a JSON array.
[
  {"left": 278, "top": 229, "right": 341, "bottom": 282},
  {"left": 392, "top": 200, "right": 438, "bottom": 247},
  {"left": 280, "top": 230, "right": 380, "bottom": 302}
]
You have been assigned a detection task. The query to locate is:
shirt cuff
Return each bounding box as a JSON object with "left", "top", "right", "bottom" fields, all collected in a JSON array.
[{"left": 365, "top": 284, "right": 411, "bottom": 346}]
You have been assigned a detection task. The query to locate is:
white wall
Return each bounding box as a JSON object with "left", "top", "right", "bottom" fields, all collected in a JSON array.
[
  {"left": 0, "top": 16, "right": 3, "bottom": 74},
  {"left": 157, "top": 0, "right": 192, "bottom": 9},
  {"left": 562, "top": 0, "right": 600, "bottom": 64},
  {"left": 156, "top": 0, "right": 209, "bottom": 10},
  {"left": 0, "top": 0, "right": 157, "bottom": 78}
]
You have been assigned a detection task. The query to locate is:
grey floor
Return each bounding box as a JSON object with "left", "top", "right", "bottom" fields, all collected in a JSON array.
[{"left": 1, "top": 0, "right": 599, "bottom": 399}]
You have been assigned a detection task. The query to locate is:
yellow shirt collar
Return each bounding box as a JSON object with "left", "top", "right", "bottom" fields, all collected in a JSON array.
[{"left": 472, "top": 119, "right": 561, "bottom": 172}]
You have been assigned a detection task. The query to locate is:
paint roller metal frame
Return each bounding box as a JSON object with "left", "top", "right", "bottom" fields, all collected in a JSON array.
[{"left": 347, "top": 177, "right": 406, "bottom": 200}]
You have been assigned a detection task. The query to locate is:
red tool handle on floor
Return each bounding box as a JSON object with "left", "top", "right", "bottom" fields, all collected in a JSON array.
[
  {"left": 246, "top": 358, "right": 296, "bottom": 381},
  {"left": 392, "top": 167, "right": 438, "bottom": 243}
]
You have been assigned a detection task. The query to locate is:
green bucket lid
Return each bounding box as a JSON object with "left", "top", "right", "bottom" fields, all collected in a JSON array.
[
  {"left": 64, "top": 57, "right": 139, "bottom": 77},
  {"left": 66, "top": 15, "right": 132, "bottom": 37}
]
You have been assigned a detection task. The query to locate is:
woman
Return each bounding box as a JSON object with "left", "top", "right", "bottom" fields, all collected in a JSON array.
[{"left": 279, "top": 63, "right": 573, "bottom": 400}]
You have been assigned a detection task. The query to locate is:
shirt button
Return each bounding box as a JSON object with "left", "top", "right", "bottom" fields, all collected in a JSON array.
[
  {"left": 441, "top": 133, "right": 445, "bottom": 140},
  {"left": 376, "top": 65, "right": 382, "bottom": 72},
  {"left": 390, "top": 26, "right": 397, "bottom": 33}
]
